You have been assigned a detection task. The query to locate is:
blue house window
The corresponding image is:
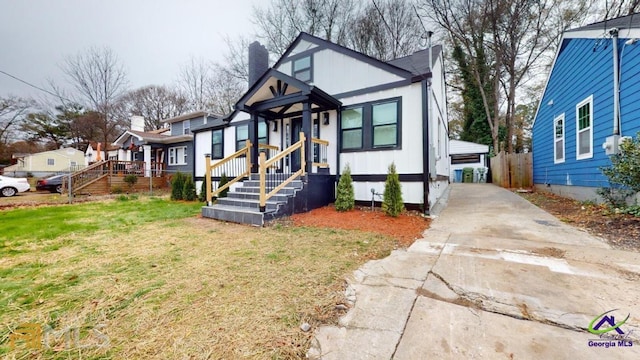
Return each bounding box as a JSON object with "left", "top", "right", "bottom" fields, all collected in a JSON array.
[
  {"left": 576, "top": 96, "right": 593, "bottom": 160},
  {"left": 554, "top": 114, "right": 565, "bottom": 164}
]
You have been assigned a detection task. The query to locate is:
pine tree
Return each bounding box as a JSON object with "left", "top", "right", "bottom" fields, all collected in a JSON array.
[
  {"left": 382, "top": 163, "right": 404, "bottom": 217},
  {"left": 217, "top": 172, "right": 230, "bottom": 198},
  {"left": 171, "top": 172, "right": 185, "bottom": 200},
  {"left": 182, "top": 174, "right": 196, "bottom": 201},
  {"left": 335, "top": 164, "right": 355, "bottom": 211},
  {"left": 198, "top": 179, "right": 207, "bottom": 202}
]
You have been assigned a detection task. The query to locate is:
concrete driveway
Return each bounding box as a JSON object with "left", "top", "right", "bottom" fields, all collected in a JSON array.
[{"left": 308, "top": 184, "right": 640, "bottom": 359}]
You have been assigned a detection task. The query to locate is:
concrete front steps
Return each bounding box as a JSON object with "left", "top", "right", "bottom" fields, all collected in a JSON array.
[{"left": 201, "top": 174, "right": 303, "bottom": 226}]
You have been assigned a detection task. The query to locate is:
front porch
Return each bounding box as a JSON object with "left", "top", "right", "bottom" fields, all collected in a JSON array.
[
  {"left": 63, "top": 160, "right": 168, "bottom": 195},
  {"left": 202, "top": 69, "right": 342, "bottom": 225}
]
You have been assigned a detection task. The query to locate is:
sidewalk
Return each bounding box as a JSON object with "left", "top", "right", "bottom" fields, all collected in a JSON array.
[{"left": 308, "top": 184, "right": 640, "bottom": 359}]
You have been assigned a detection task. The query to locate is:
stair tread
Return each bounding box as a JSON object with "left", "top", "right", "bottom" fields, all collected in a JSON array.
[
  {"left": 206, "top": 204, "right": 275, "bottom": 214},
  {"left": 217, "top": 198, "right": 284, "bottom": 205}
]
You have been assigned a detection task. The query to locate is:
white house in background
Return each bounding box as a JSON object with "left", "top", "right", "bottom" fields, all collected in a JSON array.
[
  {"left": 449, "top": 140, "right": 489, "bottom": 182},
  {"left": 193, "top": 33, "right": 450, "bottom": 225},
  {"left": 3, "top": 148, "right": 86, "bottom": 177}
]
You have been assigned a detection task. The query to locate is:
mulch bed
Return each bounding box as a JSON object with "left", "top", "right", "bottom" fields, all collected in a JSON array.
[
  {"left": 519, "top": 191, "right": 640, "bottom": 252},
  {"left": 289, "top": 206, "right": 430, "bottom": 248}
]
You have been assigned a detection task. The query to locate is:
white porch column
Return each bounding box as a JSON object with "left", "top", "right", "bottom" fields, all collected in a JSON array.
[{"left": 143, "top": 145, "right": 151, "bottom": 177}]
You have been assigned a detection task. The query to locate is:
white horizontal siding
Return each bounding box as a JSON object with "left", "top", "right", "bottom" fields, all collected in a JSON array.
[{"left": 450, "top": 140, "right": 489, "bottom": 155}]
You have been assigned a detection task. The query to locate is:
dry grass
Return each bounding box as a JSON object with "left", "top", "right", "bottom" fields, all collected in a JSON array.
[{"left": 1, "top": 200, "right": 396, "bottom": 359}]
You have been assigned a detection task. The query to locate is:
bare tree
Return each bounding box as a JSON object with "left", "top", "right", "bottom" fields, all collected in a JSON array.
[
  {"left": 177, "top": 57, "right": 213, "bottom": 111},
  {"left": 119, "top": 85, "right": 189, "bottom": 130},
  {"left": 208, "top": 65, "right": 246, "bottom": 116},
  {"left": 221, "top": 35, "right": 251, "bottom": 83},
  {"left": 61, "top": 46, "right": 128, "bottom": 147},
  {"left": 602, "top": 0, "right": 640, "bottom": 19},
  {"left": 0, "top": 96, "right": 35, "bottom": 161},
  {"left": 421, "top": 0, "right": 590, "bottom": 153}
]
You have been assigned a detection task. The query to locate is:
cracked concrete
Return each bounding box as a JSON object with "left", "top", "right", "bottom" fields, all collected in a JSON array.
[{"left": 307, "top": 184, "right": 640, "bottom": 359}]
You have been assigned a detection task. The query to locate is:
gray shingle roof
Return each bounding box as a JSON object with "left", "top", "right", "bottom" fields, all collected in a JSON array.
[
  {"left": 567, "top": 12, "right": 640, "bottom": 33},
  {"left": 387, "top": 45, "right": 442, "bottom": 77}
]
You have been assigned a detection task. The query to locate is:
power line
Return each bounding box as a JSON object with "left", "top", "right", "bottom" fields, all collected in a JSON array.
[{"left": 0, "top": 69, "right": 73, "bottom": 102}]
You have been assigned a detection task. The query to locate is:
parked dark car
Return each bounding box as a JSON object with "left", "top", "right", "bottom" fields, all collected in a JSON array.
[{"left": 36, "top": 175, "right": 64, "bottom": 193}]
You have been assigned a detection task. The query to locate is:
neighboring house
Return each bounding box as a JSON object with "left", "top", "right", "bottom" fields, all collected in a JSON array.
[
  {"left": 112, "top": 113, "right": 220, "bottom": 176},
  {"left": 194, "top": 33, "right": 449, "bottom": 224},
  {"left": 84, "top": 141, "right": 106, "bottom": 164},
  {"left": 3, "top": 148, "right": 86, "bottom": 177},
  {"left": 449, "top": 140, "right": 489, "bottom": 182},
  {"left": 532, "top": 14, "right": 640, "bottom": 201}
]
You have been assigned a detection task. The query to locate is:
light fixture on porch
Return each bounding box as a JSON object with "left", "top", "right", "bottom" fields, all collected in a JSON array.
[
  {"left": 273, "top": 120, "right": 278, "bottom": 132},
  {"left": 323, "top": 112, "right": 329, "bottom": 125}
]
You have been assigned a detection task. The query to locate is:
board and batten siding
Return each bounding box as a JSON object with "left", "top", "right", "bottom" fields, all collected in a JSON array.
[
  {"left": 276, "top": 48, "right": 406, "bottom": 96},
  {"left": 533, "top": 37, "right": 640, "bottom": 188},
  {"left": 339, "top": 83, "right": 426, "bottom": 204}
]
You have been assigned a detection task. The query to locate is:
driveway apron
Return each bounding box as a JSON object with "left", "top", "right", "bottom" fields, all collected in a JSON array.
[{"left": 308, "top": 184, "right": 640, "bottom": 360}]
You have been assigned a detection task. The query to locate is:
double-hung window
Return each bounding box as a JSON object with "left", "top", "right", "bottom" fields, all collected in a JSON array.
[
  {"left": 293, "top": 56, "right": 312, "bottom": 82},
  {"left": 168, "top": 146, "right": 187, "bottom": 165},
  {"left": 341, "top": 107, "right": 364, "bottom": 150},
  {"left": 340, "top": 97, "right": 401, "bottom": 151},
  {"left": 47, "top": 158, "right": 55, "bottom": 166},
  {"left": 372, "top": 101, "right": 399, "bottom": 147},
  {"left": 183, "top": 120, "right": 191, "bottom": 135},
  {"left": 576, "top": 96, "right": 593, "bottom": 160},
  {"left": 235, "top": 122, "right": 268, "bottom": 151},
  {"left": 554, "top": 114, "right": 565, "bottom": 163},
  {"left": 211, "top": 129, "right": 223, "bottom": 159}
]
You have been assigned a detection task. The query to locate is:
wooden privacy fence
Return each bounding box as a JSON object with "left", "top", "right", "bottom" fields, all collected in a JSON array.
[{"left": 490, "top": 152, "right": 533, "bottom": 188}]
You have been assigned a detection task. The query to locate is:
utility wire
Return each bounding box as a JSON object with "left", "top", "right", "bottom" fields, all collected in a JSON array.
[{"left": 0, "top": 69, "right": 73, "bottom": 102}]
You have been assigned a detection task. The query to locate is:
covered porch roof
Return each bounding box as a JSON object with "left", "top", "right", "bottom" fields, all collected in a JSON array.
[{"left": 235, "top": 69, "right": 342, "bottom": 119}]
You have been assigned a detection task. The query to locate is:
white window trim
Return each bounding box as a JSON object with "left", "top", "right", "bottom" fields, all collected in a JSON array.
[
  {"left": 576, "top": 95, "right": 593, "bottom": 160},
  {"left": 168, "top": 146, "right": 188, "bottom": 166},
  {"left": 183, "top": 120, "right": 191, "bottom": 135},
  {"left": 554, "top": 113, "right": 565, "bottom": 164}
]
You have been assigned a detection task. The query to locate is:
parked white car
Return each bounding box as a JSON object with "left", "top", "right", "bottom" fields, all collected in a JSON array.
[{"left": 0, "top": 175, "right": 31, "bottom": 197}]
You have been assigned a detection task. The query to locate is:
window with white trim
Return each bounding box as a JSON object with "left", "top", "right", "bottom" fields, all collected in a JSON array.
[
  {"left": 576, "top": 96, "right": 593, "bottom": 160},
  {"left": 183, "top": 120, "right": 191, "bottom": 135},
  {"left": 554, "top": 114, "right": 565, "bottom": 163},
  {"left": 47, "top": 158, "right": 55, "bottom": 166},
  {"left": 168, "top": 146, "right": 187, "bottom": 165}
]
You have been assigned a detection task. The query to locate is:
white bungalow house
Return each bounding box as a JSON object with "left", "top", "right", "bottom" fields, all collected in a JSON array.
[
  {"left": 193, "top": 33, "right": 450, "bottom": 225},
  {"left": 3, "top": 147, "right": 86, "bottom": 177}
]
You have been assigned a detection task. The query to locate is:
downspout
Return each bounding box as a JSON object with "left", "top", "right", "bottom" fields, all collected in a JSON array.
[
  {"left": 611, "top": 28, "right": 621, "bottom": 135},
  {"left": 422, "top": 31, "right": 434, "bottom": 214}
]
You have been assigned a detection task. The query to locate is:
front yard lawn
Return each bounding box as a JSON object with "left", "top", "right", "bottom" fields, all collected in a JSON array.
[{"left": 0, "top": 196, "right": 396, "bottom": 359}]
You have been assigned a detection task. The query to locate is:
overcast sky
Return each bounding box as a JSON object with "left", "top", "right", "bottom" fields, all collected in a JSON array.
[{"left": 0, "top": 0, "right": 259, "bottom": 100}]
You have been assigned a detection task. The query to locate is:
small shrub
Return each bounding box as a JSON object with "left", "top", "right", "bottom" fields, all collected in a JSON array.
[
  {"left": 111, "top": 185, "right": 124, "bottom": 194},
  {"left": 600, "top": 131, "right": 640, "bottom": 193},
  {"left": 216, "top": 173, "right": 229, "bottom": 198},
  {"left": 335, "top": 164, "right": 355, "bottom": 212},
  {"left": 116, "top": 194, "right": 129, "bottom": 201},
  {"left": 124, "top": 174, "right": 138, "bottom": 189},
  {"left": 199, "top": 179, "right": 207, "bottom": 202},
  {"left": 182, "top": 175, "right": 196, "bottom": 201},
  {"left": 171, "top": 172, "right": 186, "bottom": 200},
  {"left": 622, "top": 205, "right": 640, "bottom": 217},
  {"left": 596, "top": 186, "right": 634, "bottom": 209},
  {"left": 382, "top": 162, "right": 404, "bottom": 217}
]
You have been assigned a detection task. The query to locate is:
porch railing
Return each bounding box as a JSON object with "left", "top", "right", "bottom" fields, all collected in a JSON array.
[
  {"left": 205, "top": 139, "right": 252, "bottom": 205},
  {"left": 258, "top": 143, "right": 280, "bottom": 170},
  {"left": 63, "top": 160, "right": 110, "bottom": 193},
  {"left": 258, "top": 132, "right": 306, "bottom": 212},
  {"left": 311, "top": 138, "right": 329, "bottom": 168}
]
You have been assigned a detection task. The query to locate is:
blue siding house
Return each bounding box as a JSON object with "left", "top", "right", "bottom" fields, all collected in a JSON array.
[{"left": 532, "top": 14, "right": 640, "bottom": 201}]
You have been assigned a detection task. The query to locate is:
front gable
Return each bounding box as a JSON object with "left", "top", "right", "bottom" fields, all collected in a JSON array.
[{"left": 274, "top": 33, "right": 412, "bottom": 97}]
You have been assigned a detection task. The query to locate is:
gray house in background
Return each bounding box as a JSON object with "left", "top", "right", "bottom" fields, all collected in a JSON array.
[{"left": 112, "top": 112, "right": 222, "bottom": 176}]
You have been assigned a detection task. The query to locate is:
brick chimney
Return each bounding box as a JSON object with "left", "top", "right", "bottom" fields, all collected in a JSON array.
[{"left": 248, "top": 41, "right": 269, "bottom": 88}]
